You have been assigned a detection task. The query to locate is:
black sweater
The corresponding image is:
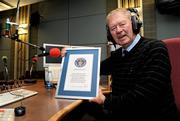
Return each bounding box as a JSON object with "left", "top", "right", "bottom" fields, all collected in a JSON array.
[{"left": 101, "top": 37, "right": 178, "bottom": 120}]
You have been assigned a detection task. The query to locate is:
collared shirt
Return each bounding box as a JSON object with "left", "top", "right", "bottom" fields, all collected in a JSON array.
[{"left": 122, "top": 34, "right": 141, "bottom": 54}]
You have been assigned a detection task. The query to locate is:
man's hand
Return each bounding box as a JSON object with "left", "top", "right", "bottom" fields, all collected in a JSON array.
[
  {"left": 61, "top": 47, "right": 67, "bottom": 57},
  {"left": 89, "top": 89, "right": 105, "bottom": 105}
]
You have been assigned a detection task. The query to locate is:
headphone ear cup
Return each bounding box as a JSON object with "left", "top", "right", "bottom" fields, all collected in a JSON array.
[
  {"left": 131, "top": 15, "right": 138, "bottom": 34},
  {"left": 131, "top": 15, "right": 142, "bottom": 34},
  {"left": 127, "top": 8, "right": 142, "bottom": 34},
  {"left": 106, "top": 26, "right": 116, "bottom": 47}
]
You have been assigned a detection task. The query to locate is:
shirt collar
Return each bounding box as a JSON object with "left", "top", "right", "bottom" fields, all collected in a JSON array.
[{"left": 125, "top": 34, "right": 141, "bottom": 52}]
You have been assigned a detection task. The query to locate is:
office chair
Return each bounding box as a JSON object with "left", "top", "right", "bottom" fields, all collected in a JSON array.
[{"left": 162, "top": 37, "right": 180, "bottom": 116}]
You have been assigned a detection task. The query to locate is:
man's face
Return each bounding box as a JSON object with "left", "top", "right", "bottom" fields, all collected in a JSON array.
[{"left": 108, "top": 12, "right": 136, "bottom": 48}]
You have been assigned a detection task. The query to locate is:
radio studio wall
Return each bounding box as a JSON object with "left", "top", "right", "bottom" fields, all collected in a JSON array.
[
  {"left": 34, "top": 0, "right": 108, "bottom": 70},
  {"left": 156, "top": 12, "right": 180, "bottom": 40}
]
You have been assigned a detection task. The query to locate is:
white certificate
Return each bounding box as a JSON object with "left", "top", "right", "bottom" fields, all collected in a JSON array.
[{"left": 55, "top": 47, "right": 101, "bottom": 99}]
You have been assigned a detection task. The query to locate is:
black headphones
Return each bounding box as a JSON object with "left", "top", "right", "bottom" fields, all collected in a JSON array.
[
  {"left": 127, "top": 8, "right": 142, "bottom": 34},
  {"left": 107, "top": 8, "right": 142, "bottom": 47}
]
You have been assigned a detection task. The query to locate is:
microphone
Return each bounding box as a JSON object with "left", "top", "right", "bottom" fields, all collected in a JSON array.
[
  {"left": 35, "top": 48, "right": 61, "bottom": 58},
  {"left": 31, "top": 57, "right": 38, "bottom": 63},
  {"left": 49, "top": 48, "right": 61, "bottom": 58},
  {"left": 24, "top": 56, "right": 38, "bottom": 84},
  {"left": 2, "top": 56, "right": 8, "bottom": 67},
  {"left": 1, "top": 56, "right": 9, "bottom": 85}
]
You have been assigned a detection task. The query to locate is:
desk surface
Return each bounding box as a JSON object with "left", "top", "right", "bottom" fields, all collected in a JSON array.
[{"left": 2, "top": 80, "right": 82, "bottom": 121}]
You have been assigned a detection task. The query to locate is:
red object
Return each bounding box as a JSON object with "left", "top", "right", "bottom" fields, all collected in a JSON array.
[
  {"left": 32, "top": 57, "right": 38, "bottom": 63},
  {"left": 0, "top": 109, "right": 5, "bottom": 112},
  {"left": 49, "top": 48, "right": 61, "bottom": 58},
  {"left": 162, "top": 37, "right": 180, "bottom": 115}
]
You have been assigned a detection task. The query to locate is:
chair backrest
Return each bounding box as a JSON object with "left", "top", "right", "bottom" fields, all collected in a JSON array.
[{"left": 162, "top": 38, "right": 180, "bottom": 114}]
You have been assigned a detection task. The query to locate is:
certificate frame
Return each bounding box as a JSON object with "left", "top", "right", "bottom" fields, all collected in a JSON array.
[{"left": 55, "top": 47, "right": 101, "bottom": 99}]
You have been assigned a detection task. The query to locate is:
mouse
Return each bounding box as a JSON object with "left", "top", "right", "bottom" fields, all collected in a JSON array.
[{"left": 14, "top": 106, "right": 26, "bottom": 116}]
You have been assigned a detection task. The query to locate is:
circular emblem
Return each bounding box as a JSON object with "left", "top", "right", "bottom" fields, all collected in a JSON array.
[{"left": 74, "top": 58, "right": 86, "bottom": 67}]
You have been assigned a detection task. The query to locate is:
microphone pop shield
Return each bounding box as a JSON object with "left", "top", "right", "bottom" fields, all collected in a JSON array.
[
  {"left": 49, "top": 48, "right": 61, "bottom": 58},
  {"left": 2, "top": 56, "right": 8, "bottom": 62},
  {"left": 32, "top": 57, "right": 38, "bottom": 63}
]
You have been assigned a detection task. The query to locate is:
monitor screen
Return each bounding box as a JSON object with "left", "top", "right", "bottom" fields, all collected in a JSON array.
[{"left": 43, "top": 43, "right": 70, "bottom": 67}]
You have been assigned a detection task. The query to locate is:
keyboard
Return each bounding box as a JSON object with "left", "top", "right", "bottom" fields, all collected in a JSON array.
[
  {"left": 0, "top": 89, "right": 38, "bottom": 107},
  {"left": 0, "top": 108, "right": 14, "bottom": 121}
]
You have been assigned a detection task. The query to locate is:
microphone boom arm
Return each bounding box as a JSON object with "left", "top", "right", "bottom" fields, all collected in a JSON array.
[
  {"left": 15, "top": 39, "right": 45, "bottom": 51},
  {"left": 11, "top": 31, "right": 45, "bottom": 51}
]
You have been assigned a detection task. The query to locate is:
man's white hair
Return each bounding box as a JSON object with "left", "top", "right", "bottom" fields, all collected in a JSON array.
[{"left": 106, "top": 8, "right": 131, "bottom": 24}]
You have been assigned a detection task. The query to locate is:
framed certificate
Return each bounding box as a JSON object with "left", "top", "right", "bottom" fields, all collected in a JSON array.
[{"left": 55, "top": 47, "right": 101, "bottom": 99}]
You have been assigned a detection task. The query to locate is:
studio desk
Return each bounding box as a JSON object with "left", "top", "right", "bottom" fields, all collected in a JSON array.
[
  {"left": 2, "top": 80, "right": 83, "bottom": 121},
  {"left": 2, "top": 80, "right": 111, "bottom": 121}
]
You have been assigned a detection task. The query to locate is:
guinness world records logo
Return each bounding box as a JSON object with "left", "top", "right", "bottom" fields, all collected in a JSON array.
[{"left": 74, "top": 58, "right": 86, "bottom": 67}]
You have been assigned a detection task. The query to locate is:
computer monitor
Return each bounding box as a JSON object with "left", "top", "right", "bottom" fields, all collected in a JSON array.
[{"left": 43, "top": 43, "right": 71, "bottom": 67}]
